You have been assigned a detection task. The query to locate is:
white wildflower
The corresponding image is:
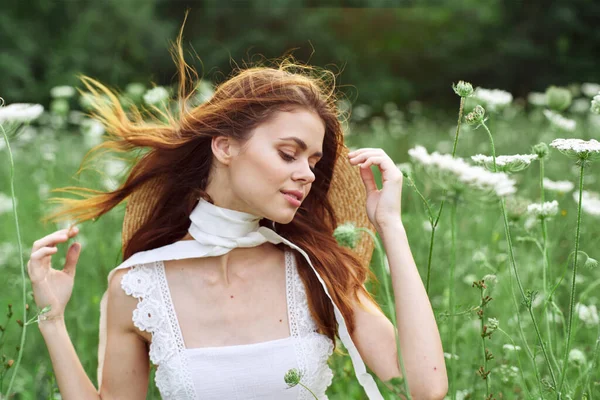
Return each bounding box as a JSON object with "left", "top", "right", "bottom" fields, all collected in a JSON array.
[
  {"left": 543, "top": 178, "right": 574, "bottom": 193},
  {"left": 527, "top": 200, "right": 559, "bottom": 219},
  {"left": 591, "top": 94, "right": 600, "bottom": 115},
  {"left": 550, "top": 138, "right": 600, "bottom": 161},
  {"left": 568, "top": 348, "right": 587, "bottom": 366},
  {"left": 50, "top": 85, "right": 76, "bottom": 99},
  {"left": 498, "top": 364, "right": 520, "bottom": 383},
  {"left": 581, "top": 82, "right": 600, "bottom": 98},
  {"left": 463, "top": 274, "right": 477, "bottom": 285},
  {"left": 143, "top": 86, "right": 170, "bottom": 106},
  {"left": 0, "top": 192, "right": 17, "bottom": 215},
  {"left": 422, "top": 220, "right": 432, "bottom": 233},
  {"left": 0, "top": 103, "right": 44, "bottom": 124},
  {"left": 571, "top": 98, "right": 593, "bottom": 114},
  {"left": 473, "top": 87, "right": 513, "bottom": 111},
  {"left": 444, "top": 352, "right": 460, "bottom": 360},
  {"left": 503, "top": 344, "right": 522, "bottom": 352},
  {"left": 527, "top": 92, "right": 546, "bottom": 107},
  {"left": 573, "top": 190, "right": 600, "bottom": 216},
  {"left": 471, "top": 154, "right": 537, "bottom": 173},
  {"left": 575, "top": 303, "right": 599, "bottom": 327},
  {"left": 408, "top": 146, "right": 516, "bottom": 197},
  {"left": 543, "top": 109, "right": 576, "bottom": 132}
]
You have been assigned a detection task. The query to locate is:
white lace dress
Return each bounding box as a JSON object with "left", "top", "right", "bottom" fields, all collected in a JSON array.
[{"left": 120, "top": 248, "right": 335, "bottom": 399}]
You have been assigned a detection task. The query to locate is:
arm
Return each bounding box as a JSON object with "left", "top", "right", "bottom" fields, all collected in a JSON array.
[
  {"left": 350, "top": 220, "right": 448, "bottom": 399},
  {"left": 39, "top": 269, "right": 149, "bottom": 399}
]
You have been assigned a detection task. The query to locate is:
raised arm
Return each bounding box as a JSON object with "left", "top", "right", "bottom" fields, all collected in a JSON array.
[{"left": 28, "top": 227, "right": 149, "bottom": 399}]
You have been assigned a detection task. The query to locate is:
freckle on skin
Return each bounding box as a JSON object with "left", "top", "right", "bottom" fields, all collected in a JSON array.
[
  {"left": 279, "top": 319, "right": 282, "bottom": 322},
  {"left": 434, "top": 367, "right": 437, "bottom": 371},
  {"left": 230, "top": 295, "right": 234, "bottom": 299}
]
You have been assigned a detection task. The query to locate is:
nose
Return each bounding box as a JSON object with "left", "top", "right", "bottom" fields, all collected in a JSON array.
[{"left": 293, "top": 160, "right": 316, "bottom": 184}]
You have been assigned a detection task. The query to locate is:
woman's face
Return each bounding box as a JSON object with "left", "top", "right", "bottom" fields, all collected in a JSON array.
[{"left": 208, "top": 107, "right": 326, "bottom": 224}]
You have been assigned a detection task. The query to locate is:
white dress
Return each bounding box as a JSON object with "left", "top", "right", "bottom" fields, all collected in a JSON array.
[{"left": 120, "top": 248, "right": 335, "bottom": 399}]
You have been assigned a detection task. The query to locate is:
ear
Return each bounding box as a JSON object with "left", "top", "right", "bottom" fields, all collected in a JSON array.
[{"left": 212, "top": 136, "right": 240, "bottom": 166}]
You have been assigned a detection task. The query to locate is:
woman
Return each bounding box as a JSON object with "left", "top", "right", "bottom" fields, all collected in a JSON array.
[{"left": 26, "top": 23, "right": 447, "bottom": 400}]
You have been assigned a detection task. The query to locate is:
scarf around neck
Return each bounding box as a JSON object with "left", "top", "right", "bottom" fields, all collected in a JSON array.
[{"left": 97, "top": 198, "right": 383, "bottom": 399}]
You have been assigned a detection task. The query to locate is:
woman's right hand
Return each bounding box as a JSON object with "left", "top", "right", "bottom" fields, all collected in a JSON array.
[{"left": 27, "top": 227, "right": 82, "bottom": 319}]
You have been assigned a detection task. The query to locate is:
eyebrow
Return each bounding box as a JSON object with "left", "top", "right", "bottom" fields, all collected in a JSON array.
[{"left": 278, "top": 136, "right": 323, "bottom": 158}]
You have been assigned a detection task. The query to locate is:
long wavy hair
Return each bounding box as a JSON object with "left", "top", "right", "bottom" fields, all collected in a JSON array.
[{"left": 43, "top": 19, "right": 379, "bottom": 346}]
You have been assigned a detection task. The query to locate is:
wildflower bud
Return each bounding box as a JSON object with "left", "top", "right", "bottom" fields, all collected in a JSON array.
[
  {"left": 532, "top": 142, "right": 549, "bottom": 159},
  {"left": 25, "top": 303, "right": 29, "bottom": 311},
  {"left": 585, "top": 256, "right": 598, "bottom": 269},
  {"left": 284, "top": 368, "right": 301, "bottom": 387},
  {"left": 465, "top": 105, "right": 485, "bottom": 125},
  {"left": 568, "top": 349, "right": 586, "bottom": 366},
  {"left": 452, "top": 81, "right": 474, "bottom": 98},
  {"left": 50, "top": 99, "right": 69, "bottom": 116},
  {"left": 545, "top": 86, "right": 572, "bottom": 111},
  {"left": 16, "top": 319, "right": 23, "bottom": 327},
  {"left": 487, "top": 317, "right": 499, "bottom": 332},
  {"left": 591, "top": 94, "right": 600, "bottom": 115},
  {"left": 6, "top": 359, "right": 14, "bottom": 369},
  {"left": 333, "top": 222, "right": 361, "bottom": 249}
]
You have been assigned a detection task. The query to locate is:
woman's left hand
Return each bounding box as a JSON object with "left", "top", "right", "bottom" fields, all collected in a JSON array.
[{"left": 347, "top": 148, "right": 403, "bottom": 232}]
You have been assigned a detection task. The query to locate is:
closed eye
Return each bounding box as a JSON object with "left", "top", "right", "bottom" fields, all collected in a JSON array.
[{"left": 279, "top": 151, "right": 316, "bottom": 173}]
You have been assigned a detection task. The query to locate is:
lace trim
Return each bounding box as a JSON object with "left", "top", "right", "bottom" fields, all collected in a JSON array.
[
  {"left": 287, "top": 250, "right": 335, "bottom": 400},
  {"left": 120, "top": 263, "right": 197, "bottom": 399},
  {"left": 156, "top": 261, "right": 198, "bottom": 398}
]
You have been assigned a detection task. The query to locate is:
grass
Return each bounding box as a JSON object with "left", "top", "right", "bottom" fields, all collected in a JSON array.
[{"left": 1, "top": 90, "right": 600, "bottom": 399}]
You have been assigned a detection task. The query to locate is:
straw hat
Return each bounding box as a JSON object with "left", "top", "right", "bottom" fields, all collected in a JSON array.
[{"left": 122, "top": 144, "right": 375, "bottom": 267}]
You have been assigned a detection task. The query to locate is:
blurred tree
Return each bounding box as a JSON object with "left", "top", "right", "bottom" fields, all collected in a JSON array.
[{"left": 1, "top": 0, "right": 599, "bottom": 111}]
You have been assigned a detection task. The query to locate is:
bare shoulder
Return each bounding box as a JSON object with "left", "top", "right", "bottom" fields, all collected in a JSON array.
[{"left": 107, "top": 268, "right": 145, "bottom": 338}]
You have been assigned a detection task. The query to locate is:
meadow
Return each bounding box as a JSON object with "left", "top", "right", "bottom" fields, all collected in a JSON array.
[{"left": 1, "top": 81, "right": 600, "bottom": 399}]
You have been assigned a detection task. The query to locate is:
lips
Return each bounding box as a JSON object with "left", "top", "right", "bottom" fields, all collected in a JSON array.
[{"left": 280, "top": 190, "right": 304, "bottom": 201}]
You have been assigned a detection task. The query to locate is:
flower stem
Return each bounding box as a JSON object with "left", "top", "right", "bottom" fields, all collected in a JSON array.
[
  {"left": 425, "top": 96, "right": 464, "bottom": 294},
  {"left": 357, "top": 228, "right": 411, "bottom": 399},
  {"left": 481, "top": 120, "right": 557, "bottom": 391},
  {"left": 448, "top": 198, "right": 458, "bottom": 400},
  {"left": 0, "top": 124, "right": 28, "bottom": 398},
  {"left": 298, "top": 382, "right": 319, "bottom": 399},
  {"left": 558, "top": 161, "right": 586, "bottom": 395},
  {"left": 479, "top": 287, "right": 490, "bottom": 396},
  {"left": 539, "top": 160, "right": 561, "bottom": 373}
]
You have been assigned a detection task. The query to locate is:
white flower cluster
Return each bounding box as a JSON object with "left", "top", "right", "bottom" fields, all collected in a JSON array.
[
  {"left": 0, "top": 192, "right": 16, "bottom": 215},
  {"left": 573, "top": 190, "right": 600, "bottom": 216},
  {"left": 591, "top": 94, "right": 600, "bottom": 115},
  {"left": 473, "top": 87, "right": 513, "bottom": 111},
  {"left": 471, "top": 154, "right": 537, "bottom": 173},
  {"left": 543, "top": 109, "right": 576, "bottom": 132},
  {"left": 503, "top": 344, "right": 522, "bottom": 352},
  {"left": 143, "top": 86, "right": 170, "bottom": 105},
  {"left": 581, "top": 82, "right": 600, "bottom": 98},
  {"left": 498, "top": 364, "right": 520, "bottom": 384},
  {"left": 408, "top": 146, "right": 516, "bottom": 197},
  {"left": 550, "top": 138, "right": 600, "bottom": 159},
  {"left": 527, "top": 200, "right": 559, "bottom": 218},
  {"left": 0, "top": 103, "right": 44, "bottom": 124},
  {"left": 50, "top": 85, "right": 76, "bottom": 99},
  {"left": 568, "top": 348, "right": 587, "bottom": 366},
  {"left": 527, "top": 92, "right": 546, "bottom": 106},
  {"left": 575, "top": 303, "right": 599, "bottom": 327},
  {"left": 543, "top": 178, "right": 574, "bottom": 193}
]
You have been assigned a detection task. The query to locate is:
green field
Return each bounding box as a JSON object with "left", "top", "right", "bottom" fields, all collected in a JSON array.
[{"left": 1, "top": 84, "right": 600, "bottom": 399}]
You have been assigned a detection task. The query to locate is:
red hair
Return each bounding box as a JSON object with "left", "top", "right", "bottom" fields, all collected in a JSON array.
[{"left": 42, "top": 17, "right": 379, "bottom": 347}]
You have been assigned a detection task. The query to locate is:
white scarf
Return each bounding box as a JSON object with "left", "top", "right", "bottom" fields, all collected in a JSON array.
[{"left": 97, "top": 197, "right": 383, "bottom": 399}]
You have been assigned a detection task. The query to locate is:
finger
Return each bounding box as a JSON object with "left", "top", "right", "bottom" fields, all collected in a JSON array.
[
  {"left": 63, "top": 242, "right": 81, "bottom": 277},
  {"left": 359, "top": 163, "right": 378, "bottom": 195},
  {"left": 30, "top": 246, "right": 58, "bottom": 261},
  {"left": 32, "top": 227, "right": 79, "bottom": 253},
  {"left": 360, "top": 156, "right": 402, "bottom": 183}
]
